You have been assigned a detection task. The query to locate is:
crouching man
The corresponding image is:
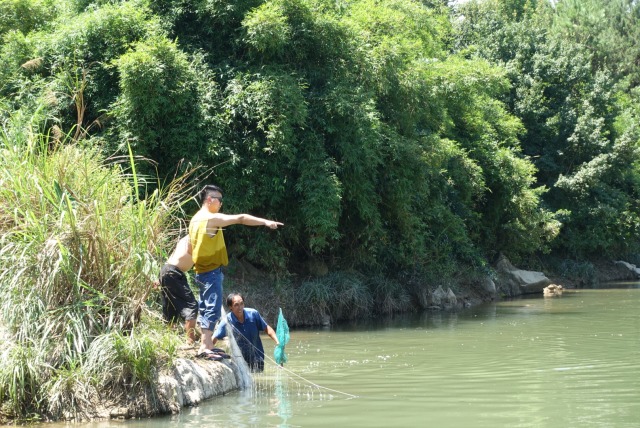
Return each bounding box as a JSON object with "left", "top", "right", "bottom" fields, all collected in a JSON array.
[{"left": 213, "top": 292, "right": 278, "bottom": 372}]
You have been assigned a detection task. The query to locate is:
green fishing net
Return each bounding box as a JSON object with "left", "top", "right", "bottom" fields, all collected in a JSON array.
[{"left": 274, "top": 308, "right": 290, "bottom": 365}]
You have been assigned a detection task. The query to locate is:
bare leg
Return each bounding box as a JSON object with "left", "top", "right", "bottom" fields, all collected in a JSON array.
[
  {"left": 198, "top": 328, "right": 214, "bottom": 354},
  {"left": 185, "top": 319, "right": 197, "bottom": 345}
]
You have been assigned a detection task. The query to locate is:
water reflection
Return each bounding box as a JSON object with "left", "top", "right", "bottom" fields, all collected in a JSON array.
[
  {"left": 325, "top": 308, "right": 469, "bottom": 332},
  {"left": 599, "top": 280, "right": 640, "bottom": 289},
  {"left": 272, "top": 372, "right": 291, "bottom": 427}
]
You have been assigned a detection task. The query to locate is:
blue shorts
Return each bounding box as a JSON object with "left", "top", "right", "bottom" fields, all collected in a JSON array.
[{"left": 195, "top": 267, "right": 224, "bottom": 331}]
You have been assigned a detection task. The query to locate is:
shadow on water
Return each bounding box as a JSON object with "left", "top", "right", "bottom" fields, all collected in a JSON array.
[
  {"left": 307, "top": 309, "right": 468, "bottom": 333},
  {"left": 321, "top": 283, "right": 637, "bottom": 333},
  {"left": 597, "top": 280, "right": 640, "bottom": 289}
]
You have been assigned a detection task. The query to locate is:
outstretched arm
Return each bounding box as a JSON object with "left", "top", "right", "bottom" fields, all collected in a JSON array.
[
  {"left": 231, "top": 214, "right": 283, "bottom": 229},
  {"left": 200, "top": 213, "right": 283, "bottom": 229}
]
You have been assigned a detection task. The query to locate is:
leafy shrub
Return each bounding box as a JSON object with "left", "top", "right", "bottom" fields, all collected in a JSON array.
[
  {"left": 110, "top": 36, "right": 210, "bottom": 176},
  {"left": 242, "top": 1, "right": 292, "bottom": 59},
  {"left": 0, "top": 0, "right": 58, "bottom": 36},
  {"left": 557, "top": 259, "right": 596, "bottom": 287},
  {"left": 35, "top": 0, "right": 164, "bottom": 132},
  {"left": 0, "top": 30, "right": 39, "bottom": 99}
]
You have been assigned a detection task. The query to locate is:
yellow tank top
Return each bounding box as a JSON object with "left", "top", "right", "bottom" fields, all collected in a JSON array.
[{"left": 189, "top": 218, "right": 229, "bottom": 273}]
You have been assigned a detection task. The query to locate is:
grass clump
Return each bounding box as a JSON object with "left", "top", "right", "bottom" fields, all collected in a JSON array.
[
  {"left": 0, "top": 341, "right": 48, "bottom": 421},
  {"left": 295, "top": 271, "right": 421, "bottom": 322},
  {"left": 0, "top": 109, "right": 190, "bottom": 421},
  {"left": 369, "top": 277, "right": 412, "bottom": 315},
  {"left": 296, "top": 272, "right": 372, "bottom": 324}
]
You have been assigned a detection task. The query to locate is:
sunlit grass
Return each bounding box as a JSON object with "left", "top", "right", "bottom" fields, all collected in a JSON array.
[{"left": 0, "top": 108, "right": 193, "bottom": 421}]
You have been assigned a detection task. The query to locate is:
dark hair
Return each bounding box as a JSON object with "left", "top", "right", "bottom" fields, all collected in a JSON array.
[
  {"left": 199, "top": 184, "right": 223, "bottom": 204},
  {"left": 226, "top": 292, "right": 244, "bottom": 308}
]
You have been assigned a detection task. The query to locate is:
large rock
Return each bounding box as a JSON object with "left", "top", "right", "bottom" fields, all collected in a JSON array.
[
  {"left": 429, "top": 285, "right": 459, "bottom": 309},
  {"left": 156, "top": 357, "right": 238, "bottom": 413},
  {"left": 480, "top": 276, "right": 497, "bottom": 297},
  {"left": 444, "top": 288, "right": 457, "bottom": 308},
  {"left": 494, "top": 255, "right": 551, "bottom": 296},
  {"left": 613, "top": 261, "right": 640, "bottom": 279},
  {"left": 430, "top": 285, "right": 447, "bottom": 307}
]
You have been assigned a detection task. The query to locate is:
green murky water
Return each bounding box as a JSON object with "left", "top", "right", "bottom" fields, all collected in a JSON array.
[{"left": 59, "top": 283, "right": 640, "bottom": 428}]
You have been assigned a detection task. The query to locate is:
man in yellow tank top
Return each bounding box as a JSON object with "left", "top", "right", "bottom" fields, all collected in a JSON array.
[{"left": 189, "top": 185, "right": 283, "bottom": 357}]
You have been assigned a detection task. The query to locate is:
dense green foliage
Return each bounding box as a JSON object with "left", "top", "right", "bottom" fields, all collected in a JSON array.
[
  {"left": 453, "top": 0, "right": 640, "bottom": 258},
  {"left": 1, "top": 0, "right": 640, "bottom": 419},
  {"left": 0, "top": 0, "right": 572, "bottom": 276}
]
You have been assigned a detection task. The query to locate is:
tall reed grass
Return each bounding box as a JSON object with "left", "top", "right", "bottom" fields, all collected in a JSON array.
[
  {"left": 0, "top": 108, "right": 191, "bottom": 421},
  {"left": 296, "top": 272, "right": 373, "bottom": 323}
]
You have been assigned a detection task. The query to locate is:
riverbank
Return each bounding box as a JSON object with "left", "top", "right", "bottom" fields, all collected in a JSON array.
[
  {"left": 151, "top": 347, "right": 239, "bottom": 420},
  {"left": 1, "top": 257, "right": 636, "bottom": 424},
  {"left": 54, "top": 260, "right": 640, "bottom": 423},
  {"left": 0, "top": 343, "right": 241, "bottom": 424},
  {"left": 225, "top": 256, "right": 640, "bottom": 328}
]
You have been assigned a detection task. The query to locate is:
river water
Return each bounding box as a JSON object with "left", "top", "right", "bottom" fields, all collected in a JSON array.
[{"left": 61, "top": 283, "right": 639, "bottom": 428}]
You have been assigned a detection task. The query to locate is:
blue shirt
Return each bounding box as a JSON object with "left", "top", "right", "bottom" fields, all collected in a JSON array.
[{"left": 214, "top": 308, "right": 268, "bottom": 366}]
